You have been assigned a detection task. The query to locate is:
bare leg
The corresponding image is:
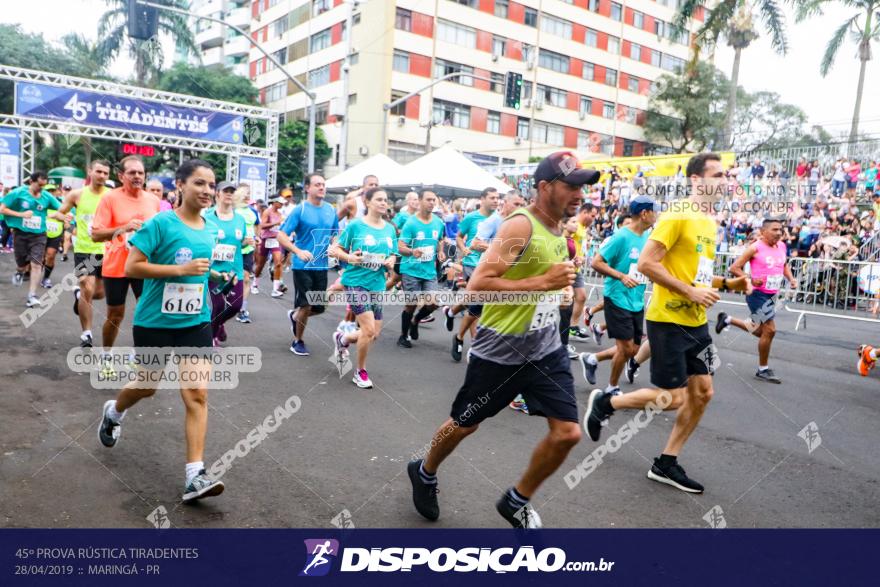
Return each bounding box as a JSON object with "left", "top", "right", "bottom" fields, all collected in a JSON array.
[
  {"left": 423, "top": 418, "right": 479, "bottom": 473},
  {"left": 103, "top": 304, "right": 125, "bottom": 349},
  {"left": 661, "top": 375, "right": 714, "bottom": 456},
  {"left": 514, "top": 419, "right": 582, "bottom": 497}
]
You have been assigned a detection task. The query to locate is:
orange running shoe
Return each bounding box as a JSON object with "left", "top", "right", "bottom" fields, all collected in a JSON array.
[{"left": 858, "top": 345, "right": 875, "bottom": 377}]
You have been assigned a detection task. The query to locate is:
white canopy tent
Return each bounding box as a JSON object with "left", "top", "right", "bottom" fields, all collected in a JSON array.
[
  {"left": 382, "top": 145, "right": 513, "bottom": 197},
  {"left": 325, "top": 153, "right": 404, "bottom": 194}
]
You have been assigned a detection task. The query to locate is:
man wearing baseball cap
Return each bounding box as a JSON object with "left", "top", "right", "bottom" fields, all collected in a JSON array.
[{"left": 407, "top": 151, "right": 599, "bottom": 528}]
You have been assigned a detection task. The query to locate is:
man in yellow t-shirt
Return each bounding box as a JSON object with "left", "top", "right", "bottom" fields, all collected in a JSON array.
[
  {"left": 581, "top": 153, "right": 751, "bottom": 496},
  {"left": 568, "top": 202, "right": 598, "bottom": 342}
]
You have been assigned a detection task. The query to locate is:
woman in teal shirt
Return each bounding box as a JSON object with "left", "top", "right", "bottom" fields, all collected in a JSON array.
[
  {"left": 97, "top": 159, "right": 231, "bottom": 504},
  {"left": 329, "top": 188, "right": 398, "bottom": 389}
]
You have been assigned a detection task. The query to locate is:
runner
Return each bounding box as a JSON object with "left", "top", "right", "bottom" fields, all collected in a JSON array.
[
  {"left": 234, "top": 186, "right": 260, "bottom": 323},
  {"left": 97, "top": 158, "right": 225, "bottom": 503},
  {"left": 0, "top": 171, "right": 68, "bottom": 307},
  {"left": 582, "top": 153, "right": 751, "bottom": 494},
  {"left": 443, "top": 188, "right": 499, "bottom": 362},
  {"left": 397, "top": 189, "right": 446, "bottom": 348},
  {"left": 90, "top": 155, "right": 161, "bottom": 353},
  {"left": 58, "top": 160, "right": 112, "bottom": 348},
  {"left": 277, "top": 173, "right": 339, "bottom": 356},
  {"left": 387, "top": 191, "right": 419, "bottom": 291},
  {"left": 568, "top": 203, "right": 599, "bottom": 342},
  {"left": 579, "top": 196, "right": 656, "bottom": 395},
  {"left": 716, "top": 216, "right": 796, "bottom": 383},
  {"left": 858, "top": 344, "right": 879, "bottom": 376},
  {"left": 205, "top": 181, "right": 250, "bottom": 347},
  {"left": 337, "top": 174, "right": 379, "bottom": 222},
  {"left": 254, "top": 196, "right": 285, "bottom": 297},
  {"left": 330, "top": 188, "right": 398, "bottom": 389},
  {"left": 407, "top": 151, "right": 598, "bottom": 528},
  {"left": 41, "top": 184, "right": 65, "bottom": 288}
]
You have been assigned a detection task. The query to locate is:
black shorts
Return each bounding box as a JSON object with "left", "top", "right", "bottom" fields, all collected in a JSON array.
[
  {"left": 603, "top": 297, "right": 644, "bottom": 342},
  {"left": 242, "top": 252, "right": 254, "bottom": 274},
  {"left": 132, "top": 322, "right": 213, "bottom": 364},
  {"left": 461, "top": 264, "right": 482, "bottom": 317},
  {"left": 293, "top": 269, "right": 327, "bottom": 312},
  {"left": 393, "top": 258, "right": 402, "bottom": 276},
  {"left": 45, "top": 235, "right": 63, "bottom": 251},
  {"left": 12, "top": 229, "right": 46, "bottom": 267},
  {"left": 104, "top": 276, "right": 144, "bottom": 306},
  {"left": 74, "top": 253, "right": 103, "bottom": 278},
  {"left": 450, "top": 346, "right": 578, "bottom": 427},
  {"left": 646, "top": 320, "right": 717, "bottom": 390}
]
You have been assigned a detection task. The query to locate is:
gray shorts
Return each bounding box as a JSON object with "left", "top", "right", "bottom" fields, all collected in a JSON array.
[
  {"left": 573, "top": 268, "right": 585, "bottom": 289},
  {"left": 13, "top": 229, "right": 46, "bottom": 267},
  {"left": 401, "top": 274, "right": 438, "bottom": 292},
  {"left": 462, "top": 264, "right": 477, "bottom": 281}
]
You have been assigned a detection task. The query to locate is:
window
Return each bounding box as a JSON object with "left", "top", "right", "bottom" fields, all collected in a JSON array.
[
  {"left": 432, "top": 99, "right": 470, "bottom": 128},
  {"left": 393, "top": 50, "right": 409, "bottom": 72},
  {"left": 605, "top": 68, "right": 617, "bottom": 87},
  {"left": 623, "top": 139, "right": 634, "bottom": 157},
  {"left": 307, "top": 64, "right": 330, "bottom": 88},
  {"left": 452, "top": 0, "right": 479, "bottom": 7},
  {"left": 288, "top": 4, "right": 310, "bottom": 29},
  {"left": 272, "top": 17, "right": 286, "bottom": 38},
  {"left": 585, "top": 29, "right": 598, "bottom": 48},
  {"left": 579, "top": 96, "right": 592, "bottom": 117},
  {"left": 541, "top": 15, "right": 572, "bottom": 38},
  {"left": 434, "top": 59, "right": 474, "bottom": 85},
  {"left": 582, "top": 62, "right": 595, "bottom": 81},
  {"left": 600, "top": 136, "right": 614, "bottom": 155},
  {"left": 533, "top": 121, "right": 564, "bottom": 145},
  {"left": 309, "top": 28, "right": 331, "bottom": 52},
  {"left": 437, "top": 20, "right": 476, "bottom": 48},
  {"left": 607, "top": 36, "right": 620, "bottom": 55},
  {"left": 538, "top": 49, "right": 569, "bottom": 73},
  {"left": 660, "top": 54, "right": 685, "bottom": 73},
  {"left": 349, "top": 52, "right": 359, "bottom": 65},
  {"left": 630, "top": 43, "right": 641, "bottom": 61},
  {"left": 524, "top": 7, "right": 538, "bottom": 27},
  {"left": 312, "top": 0, "right": 330, "bottom": 16},
  {"left": 588, "top": 0, "right": 599, "bottom": 10},
  {"left": 633, "top": 11, "right": 644, "bottom": 29},
  {"left": 521, "top": 81, "right": 533, "bottom": 100},
  {"left": 651, "top": 49, "right": 661, "bottom": 67},
  {"left": 490, "top": 71, "right": 504, "bottom": 93},
  {"left": 487, "top": 111, "right": 501, "bottom": 134},
  {"left": 537, "top": 84, "right": 567, "bottom": 108},
  {"left": 492, "top": 35, "right": 506, "bottom": 57},
  {"left": 628, "top": 77, "right": 639, "bottom": 93},
  {"left": 577, "top": 131, "right": 591, "bottom": 151},
  {"left": 389, "top": 91, "right": 406, "bottom": 116},
  {"left": 348, "top": 93, "right": 357, "bottom": 105},
  {"left": 603, "top": 102, "right": 615, "bottom": 119},
  {"left": 494, "top": 0, "right": 508, "bottom": 18},
  {"left": 610, "top": 2, "right": 622, "bottom": 21},
  {"left": 265, "top": 81, "right": 285, "bottom": 103},
  {"left": 395, "top": 8, "right": 411, "bottom": 31},
  {"left": 521, "top": 44, "right": 534, "bottom": 64},
  {"left": 517, "top": 118, "right": 529, "bottom": 139},
  {"left": 272, "top": 48, "right": 287, "bottom": 65}
]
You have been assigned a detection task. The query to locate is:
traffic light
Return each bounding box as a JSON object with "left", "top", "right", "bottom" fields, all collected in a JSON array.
[
  {"left": 504, "top": 71, "right": 523, "bottom": 110},
  {"left": 128, "top": 0, "right": 159, "bottom": 40}
]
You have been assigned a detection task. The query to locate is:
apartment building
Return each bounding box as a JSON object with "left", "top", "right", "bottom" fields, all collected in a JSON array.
[{"left": 189, "top": 0, "right": 253, "bottom": 77}]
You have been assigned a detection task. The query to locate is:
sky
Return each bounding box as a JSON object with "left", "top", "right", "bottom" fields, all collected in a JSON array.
[{"left": 2, "top": 0, "right": 879, "bottom": 137}]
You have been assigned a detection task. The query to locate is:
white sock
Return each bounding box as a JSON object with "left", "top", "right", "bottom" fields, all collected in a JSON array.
[
  {"left": 871, "top": 349, "right": 878, "bottom": 360},
  {"left": 724, "top": 316, "right": 732, "bottom": 325},
  {"left": 185, "top": 461, "right": 204, "bottom": 485},
  {"left": 273, "top": 279, "right": 281, "bottom": 290},
  {"left": 107, "top": 401, "right": 125, "bottom": 423},
  {"left": 81, "top": 330, "right": 92, "bottom": 339},
  {"left": 759, "top": 365, "right": 769, "bottom": 371},
  {"left": 605, "top": 384, "right": 620, "bottom": 393},
  {"left": 587, "top": 354, "right": 598, "bottom": 365}
]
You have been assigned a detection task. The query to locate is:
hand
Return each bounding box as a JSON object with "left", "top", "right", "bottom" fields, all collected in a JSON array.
[
  {"left": 347, "top": 250, "right": 363, "bottom": 266},
  {"left": 383, "top": 255, "right": 396, "bottom": 270},
  {"left": 543, "top": 261, "right": 577, "bottom": 290},
  {"left": 751, "top": 277, "right": 764, "bottom": 287},
  {"left": 686, "top": 285, "right": 721, "bottom": 308},
  {"left": 560, "top": 286, "right": 574, "bottom": 307},
  {"left": 620, "top": 275, "right": 639, "bottom": 288},
  {"left": 178, "top": 258, "right": 211, "bottom": 277},
  {"left": 460, "top": 247, "right": 471, "bottom": 258},
  {"left": 22, "top": 210, "right": 33, "bottom": 219},
  {"left": 296, "top": 249, "right": 314, "bottom": 263},
  {"left": 124, "top": 219, "right": 143, "bottom": 233},
  {"left": 243, "top": 237, "right": 254, "bottom": 247},
  {"left": 438, "top": 251, "right": 446, "bottom": 263},
  {"left": 412, "top": 248, "right": 423, "bottom": 259},
  {"left": 788, "top": 278, "right": 797, "bottom": 289},
  {"left": 573, "top": 256, "right": 584, "bottom": 269}
]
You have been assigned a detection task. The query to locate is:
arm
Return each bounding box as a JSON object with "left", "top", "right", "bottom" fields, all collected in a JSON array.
[
  {"left": 398, "top": 238, "right": 415, "bottom": 257},
  {"left": 57, "top": 189, "right": 81, "bottom": 215},
  {"left": 591, "top": 253, "right": 638, "bottom": 288},
  {"left": 124, "top": 246, "right": 210, "bottom": 280},
  {"left": 728, "top": 245, "right": 757, "bottom": 280},
  {"left": 637, "top": 240, "right": 720, "bottom": 307},
  {"left": 0, "top": 204, "right": 31, "bottom": 218}
]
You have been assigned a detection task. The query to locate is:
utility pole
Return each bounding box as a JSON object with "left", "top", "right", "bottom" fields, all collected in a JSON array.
[
  {"left": 338, "top": 0, "right": 357, "bottom": 170},
  {"left": 136, "top": 0, "right": 317, "bottom": 172}
]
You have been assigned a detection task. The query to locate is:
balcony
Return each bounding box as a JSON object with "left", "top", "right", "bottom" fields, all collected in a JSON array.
[
  {"left": 229, "top": 62, "right": 248, "bottom": 78},
  {"left": 224, "top": 34, "right": 251, "bottom": 57},
  {"left": 224, "top": 6, "right": 250, "bottom": 29},
  {"left": 201, "top": 46, "right": 224, "bottom": 67},
  {"left": 195, "top": 23, "right": 223, "bottom": 49}
]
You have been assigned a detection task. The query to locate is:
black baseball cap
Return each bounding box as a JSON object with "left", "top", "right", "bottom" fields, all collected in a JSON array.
[
  {"left": 534, "top": 151, "right": 601, "bottom": 187},
  {"left": 629, "top": 195, "right": 656, "bottom": 215}
]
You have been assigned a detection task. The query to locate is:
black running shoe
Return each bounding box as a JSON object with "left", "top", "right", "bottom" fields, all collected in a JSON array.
[
  {"left": 80, "top": 333, "right": 93, "bottom": 348},
  {"left": 444, "top": 307, "right": 455, "bottom": 332},
  {"left": 715, "top": 312, "right": 729, "bottom": 335},
  {"left": 585, "top": 389, "right": 613, "bottom": 442},
  {"left": 755, "top": 368, "right": 781, "bottom": 384},
  {"left": 495, "top": 495, "right": 543, "bottom": 528},
  {"left": 397, "top": 335, "right": 412, "bottom": 349},
  {"left": 407, "top": 460, "right": 439, "bottom": 521},
  {"left": 647, "top": 458, "right": 704, "bottom": 494},
  {"left": 451, "top": 335, "right": 463, "bottom": 362},
  {"left": 73, "top": 287, "right": 80, "bottom": 316},
  {"left": 409, "top": 319, "right": 420, "bottom": 341},
  {"left": 625, "top": 357, "right": 640, "bottom": 384},
  {"left": 579, "top": 353, "right": 598, "bottom": 385},
  {"left": 98, "top": 400, "right": 121, "bottom": 448}
]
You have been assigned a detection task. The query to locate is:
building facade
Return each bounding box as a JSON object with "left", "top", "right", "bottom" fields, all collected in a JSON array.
[
  {"left": 247, "top": 0, "right": 706, "bottom": 174},
  {"left": 189, "top": 0, "right": 253, "bottom": 78}
]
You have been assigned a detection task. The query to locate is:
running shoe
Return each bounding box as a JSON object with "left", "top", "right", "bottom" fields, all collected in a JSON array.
[
  {"left": 287, "top": 309, "right": 297, "bottom": 336},
  {"left": 715, "top": 312, "right": 730, "bottom": 335},
  {"left": 40, "top": 278, "right": 52, "bottom": 289},
  {"left": 647, "top": 458, "right": 704, "bottom": 494},
  {"left": 419, "top": 315, "right": 436, "bottom": 324},
  {"left": 217, "top": 324, "right": 227, "bottom": 342},
  {"left": 80, "top": 333, "right": 93, "bottom": 348},
  {"left": 509, "top": 395, "right": 530, "bottom": 414},
  {"left": 585, "top": 389, "right": 613, "bottom": 442},
  {"left": 451, "top": 335, "right": 464, "bottom": 362},
  {"left": 290, "top": 340, "right": 309, "bottom": 356},
  {"left": 407, "top": 459, "right": 439, "bottom": 521},
  {"left": 73, "top": 287, "right": 80, "bottom": 316},
  {"left": 235, "top": 310, "right": 251, "bottom": 323},
  {"left": 352, "top": 369, "right": 373, "bottom": 389},
  {"left": 496, "top": 496, "right": 543, "bottom": 529},
  {"left": 12, "top": 272, "right": 23, "bottom": 286},
  {"left": 606, "top": 385, "right": 621, "bottom": 396},
  {"left": 98, "top": 400, "right": 121, "bottom": 448},
  {"left": 591, "top": 323, "right": 604, "bottom": 345},
  {"left": 579, "top": 353, "right": 598, "bottom": 385},
  {"left": 212, "top": 337, "right": 221, "bottom": 348},
  {"left": 26, "top": 294, "right": 41, "bottom": 308},
  {"left": 584, "top": 309, "right": 593, "bottom": 327},
  {"left": 397, "top": 335, "right": 413, "bottom": 349},
  {"left": 567, "top": 344, "right": 578, "bottom": 360},
  {"left": 278, "top": 282, "right": 289, "bottom": 293},
  {"left": 333, "top": 331, "right": 350, "bottom": 365},
  {"left": 755, "top": 368, "right": 781, "bottom": 384},
  {"left": 271, "top": 289, "right": 284, "bottom": 298},
  {"left": 182, "top": 469, "right": 225, "bottom": 503},
  {"left": 625, "top": 357, "right": 640, "bottom": 384},
  {"left": 409, "top": 318, "right": 420, "bottom": 341},
  {"left": 858, "top": 344, "right": 875, "bottom": 377},
  {"left": 250, "top": 283, "right": 259, "bottom": 294},
  {"left": 443, "top": 306, "right": 455, "bottom": 332},
  {"left": 61, "top": 254, "right": 68, "bottom": 262},
  {"left": 569, "top": 326, "right": 590, "bottom": 341}
]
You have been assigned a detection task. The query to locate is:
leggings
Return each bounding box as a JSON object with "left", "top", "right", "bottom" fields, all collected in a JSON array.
[
  {"left": 559, "top": 305, "right": 573, "bottom": 345},
  {"left": 210, "top": 280, "right": 244, "bottom": 338}
]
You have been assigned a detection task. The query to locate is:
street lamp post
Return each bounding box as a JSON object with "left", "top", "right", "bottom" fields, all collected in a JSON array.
[{"left": 136, "top": 0, "right": 317, "bottom": 173}]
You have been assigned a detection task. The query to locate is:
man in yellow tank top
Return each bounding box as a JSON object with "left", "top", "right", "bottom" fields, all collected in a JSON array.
[
  {"left": 58, "top": 160, "right": 111, "bottom": 348},
  {"left": 407, "top": 151, "right": 600, "bottom": 528}
]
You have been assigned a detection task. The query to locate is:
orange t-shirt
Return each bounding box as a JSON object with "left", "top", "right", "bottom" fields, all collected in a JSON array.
[{"left": 91, "top": 188, "right": 161, "bottom": 278}]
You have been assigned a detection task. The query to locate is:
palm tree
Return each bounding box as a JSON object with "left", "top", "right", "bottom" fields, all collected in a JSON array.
[
  {"left": 97, "top": 0, "right": 199, "bottom": 86},
  {"left": 61, "top": 33, "right": 107, "bottom": 78},
  {"left": 676, "top": 1, "right": 789, "bottom": 149},
  {"left": 794, "top": 0, "right": 880, "bottom": 144}
]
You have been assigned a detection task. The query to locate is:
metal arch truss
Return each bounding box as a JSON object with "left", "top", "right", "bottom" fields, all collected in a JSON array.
[{"left": 0, "top": 65, "right": 281, "bottom": 193}]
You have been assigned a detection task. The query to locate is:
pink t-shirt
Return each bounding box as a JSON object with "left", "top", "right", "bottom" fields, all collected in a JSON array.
[
  {"left": 159, "top": 200, "right": 173, "bottom": 212},
  {"left": 751, "top": 239, "right": 787, "bottom": 294}
]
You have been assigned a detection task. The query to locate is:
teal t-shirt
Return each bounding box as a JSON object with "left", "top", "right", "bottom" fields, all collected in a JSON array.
[
  {"left": 598, "top": 226, "right": 651, "bottom": 312},
  {"left": 205, "top": 208, "right": 247, "bottom": 280},
  {"left": 1, "top": 187, "right": 61, "bottom": 234},
  {"left": 458, "top": 209, "right": 492, "bottom": 267},
  {"left": 392, "top": 210, "right": 412, "bottom": 232},
  {"left": 236, "top": 206, "right": 259, "bottom": 254},
  {"left": 338, "top": 218, "right": 398, "bottom": 291},
  {"left": 399, "top": 214, "right": 445, "bottom": 280},
  {"left": 129, "top": 210, "right": 218, "bottom": 329}
]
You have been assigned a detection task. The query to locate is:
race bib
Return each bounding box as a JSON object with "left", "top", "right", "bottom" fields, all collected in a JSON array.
[
  {"left": 212, "top": 244, "right": 236, "bottom": 263},
  {"left": 362, "top": 252, "right": 386, "bottom": 271},
  {"left": 161, "top": 283, "right": 204, "bottom": 315},
  {"left": 22, "top": 216, "right": 42, "bottom": 230},
  {"left": 46, "top": 220, "right": 62, "bottom": 234},
  {"left": 765, "top": 274, "right": 783, "bottom": 291},
  {"left": 694, "top": 256, "right": 714, "bottom": 287},
  {"left": 417, "top": 246, "right": 435, "bottom": 262},
  {"left": 529, "top": 301, "right": 560, "bottom": 331},
  {"left": 264, "top": 238, "right": 279, "bottom": 249},
  {"left": 627, "top": 264, "right": 648, "bottom": 285}
]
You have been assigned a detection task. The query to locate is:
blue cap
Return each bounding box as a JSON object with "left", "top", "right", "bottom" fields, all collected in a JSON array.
[{"left": 630, "top": 195, "right": 655, "bottom": 215}]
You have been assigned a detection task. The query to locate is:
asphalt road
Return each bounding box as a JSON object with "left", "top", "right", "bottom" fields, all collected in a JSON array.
[{"left": 1, "top": 253, "right": 878, "bottom": 529}]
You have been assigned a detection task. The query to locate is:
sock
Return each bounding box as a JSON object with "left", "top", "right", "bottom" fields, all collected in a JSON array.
[
  {"left": 418, "top": 462, "right": 437, "bottom": 485},
  {"left": 185, "top": 461, "right": 205, "bottom": 485},
  {"left": 505, "top": 487, "right": 530, "bottom": 509},
  {"left": 81, "top": 330, "right": 92, "bottom": 340},
  {"left": 870, "top": 349, "right": 878, "bottom": 360},
  {"left": 43, "top": 265, "right": 54, "bottom": 280},
  {"left": 597, "top": 392, "right": 615, "bottom": 413},
  {"left": 657, "top": 454, "right": 677, "bottom": 468},
  {"left": 241, "top": 300, "right": 248, "bottom": 311},
  {"left": 74, "top": 288, "right": 81, "bottom": 301},
  {"left": 724, "top": 315, "right": 732, "bottom": 325},
  {"left": 605, "top": 384, "right": 620, "bottom": 394},
  {"left": 414, "top": 306, "right": 434, "bottom": 321},
  {"left": 758, "top": 365, "right": 768, "bottom": 371},
  {"left": 587, "top": 354, "right": 598, "bottom": 366},
  {"left": 401, "top": 311, "right": 413, "bottom": 337},
  {"left": 273, "top": 279, "right": 281, "bottom": 290},
  {"left": 107, "top": 401, "right": 125, "bottom": 423}
]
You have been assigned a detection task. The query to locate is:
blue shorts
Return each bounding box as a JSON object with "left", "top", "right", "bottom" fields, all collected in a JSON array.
[
  {"left": 344, "top": 286, "right": 383, "bottom": 320},
  {"left": 746, "top": 290, "right": 777, "bottom": 323}
]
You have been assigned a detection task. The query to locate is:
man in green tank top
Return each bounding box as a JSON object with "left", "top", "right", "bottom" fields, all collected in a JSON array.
[
  {"left": 407, "top": 151, "right": 600, "bottom": 528},
  {"left": 58, "top": 159, "right": 111, "bottom": 348}
]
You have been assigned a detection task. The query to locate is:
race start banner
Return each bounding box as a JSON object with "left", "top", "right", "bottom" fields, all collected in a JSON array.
[
  {"left": 238, "top": 156, "right": 269, "bottom": 201},
  {"left": 14, "top": 82, "right": 244, "bottom": 145}
]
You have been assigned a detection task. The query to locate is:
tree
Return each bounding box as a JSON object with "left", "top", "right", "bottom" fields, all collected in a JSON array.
[
  {"left": 277, "top": 121, "right": 332, "bottom": 189},
  {"left": 676, "top": 1, "right": 789, "bottom": 149},
  {"left": 644, "top": 62, "right": 729, "bottom": 153},
  {"left": 97, "top": 0, "right": 199, "bottom": 86},
  {"left": 731, "top": 91, "right": 809, "bottom": 152},
  {"left": 794, "top": 0, "right": 880, "bottom": 144}
]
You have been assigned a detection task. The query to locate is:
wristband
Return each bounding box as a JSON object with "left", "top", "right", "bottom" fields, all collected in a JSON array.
[{"left": 721, "top": 278, "right": 729, "bottom": 292}]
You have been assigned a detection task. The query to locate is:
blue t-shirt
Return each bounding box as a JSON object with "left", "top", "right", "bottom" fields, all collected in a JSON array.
[
  {"left": 598, "top": 226, "right": 651, "bottom": 312},
  {"left": 475, "top": 211, "right": 504, "bottom": 242},
  {"left": 1, "top": 187, "right": 61, "bottom": 234},
  {"left": 205, "top": 208, "right": 247, "bottom": 280},
  {"left": 399, "top": 214, "right": 445, "bottom": 280},
  {"left": 338, "top": 218, "right": 398, "bottom": 291},
  {"left": 444, "top": 213, "right": 460, "bottom": 239},
  {"left": 280, "top": 200, "right": 339, "bottom": 270},
  {"left": 458, "top": 209, "right": 493, "bottom": 267},
  {"left": 129, "top": 210, "right": 218, "bottom": 329}
]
